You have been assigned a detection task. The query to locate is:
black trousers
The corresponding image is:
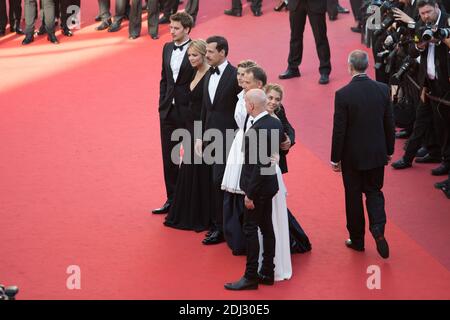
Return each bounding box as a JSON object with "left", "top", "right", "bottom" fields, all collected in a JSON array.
[
  {"left": 327, "top": 0, "right": 338, "bottom": 18},
  {"left": 243, "top": 196, "right": 275, "bottom": 280},
  {"left": 128, "top": 0, "right": 142, "bottom": 37},
  {"left": 97, "top": 0, "right": 128, "bottom": 22},
  {"left": 146, "top": 0, "right": 161, "bottom": 36},
  {"left": 159, "top": 105, "right": 185, "bottom": 205},
  {"left": 231, "top": 0, "right": 262, "bottom": 12},
  {"left": 24, "top": 0, "right": 55, "bottom": 34},
  {"left": 162, "top": 0, "right": 179, "bottom": 17},
  {"left": 0, "top": 0, "right": 22, "bottom": 30},
  {"left": 403, "top": 101, "right": 441, "bottom": 163},
  {"left": 349, "top": 0, "right": 362, "bottom": 22},
  {"left": 288, "top": 4, "right": 331, "bottom": 75},
  {"left": 342, "top": 166, "right": 387, "bottom": 247},
  {"left": 59, "top": 0, "right": 80, "bottom": 29},
  {"left": 429, "top": 80, "right": 450, "bottom": 165},
  {"left": 211, "top": 162, "right": 225, "bottom": 232},
  {"left": 185, "top": 0, "right": 199, "bottom": 19}
]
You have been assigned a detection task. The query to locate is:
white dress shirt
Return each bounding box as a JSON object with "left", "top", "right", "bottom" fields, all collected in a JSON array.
[
  {"left": 245, "top": 111, "right": 268, "bottom": 133},
  {"left": 208, "top": 60, "right": 229, "bottom": 103},
  {"left": 170, "top": 39, "right": 190, "bottom": 83},
  {"left": 427, "top": 10, "right": 442, "bottom": 80}
]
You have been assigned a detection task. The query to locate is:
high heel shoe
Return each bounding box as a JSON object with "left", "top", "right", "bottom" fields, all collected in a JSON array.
[{"left": 274, "top": 1, "right": 287, "bottom": 11}]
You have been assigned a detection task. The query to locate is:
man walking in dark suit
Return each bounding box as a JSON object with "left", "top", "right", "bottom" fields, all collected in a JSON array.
[
  {"left": 279, "top": 0, "right": 332, "bottom": 84},
  {"left": 152, "top": 12, "right": 195, "bottom": 215},
  {"left": 331, "top": 50, "right": 395, "bottom": 259},
  {"left": 225, "top": 89, "right": 282, "bottom": 290},
  {"left": 194, "top": 35, "right": 241, "bottom": 245}
]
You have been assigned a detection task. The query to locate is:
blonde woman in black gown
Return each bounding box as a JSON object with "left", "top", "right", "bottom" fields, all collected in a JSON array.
[{"left": 164, "top": 40, "right": 212, "bottom": 231}]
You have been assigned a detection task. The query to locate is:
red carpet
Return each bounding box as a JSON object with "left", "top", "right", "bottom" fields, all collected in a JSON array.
[{"left": 0, "top": 0, "right": 449, "bottom": 299}]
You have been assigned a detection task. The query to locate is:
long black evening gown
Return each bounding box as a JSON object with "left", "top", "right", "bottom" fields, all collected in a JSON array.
[{"left": 164, "top": 75, "right": 212, "bottom": 232}]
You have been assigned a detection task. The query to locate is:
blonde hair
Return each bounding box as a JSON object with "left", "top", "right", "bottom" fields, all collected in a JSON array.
[
  {"left": 188, "top": 39, "right": 207, "bottom": 57},
  {"left": 237, "top": 59, "right": 257, "bottom": 69},
  {"left": 264, "top": 83, "right": 284, "bottom": 101}
]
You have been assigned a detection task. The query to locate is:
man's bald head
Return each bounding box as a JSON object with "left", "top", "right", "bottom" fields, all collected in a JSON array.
[{"left": 245, "top": 88, "right": 267, "bottom": 116}]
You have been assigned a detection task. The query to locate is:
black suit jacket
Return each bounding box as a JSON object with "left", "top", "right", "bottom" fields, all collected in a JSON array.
[
  {"left": 240, "top": 114, "right": 283, "bottom": 200},
  {"left": 331, "top": 75, "right": 395, "bottom": 171},
  {"left": 288, "top": 0, "right": 327, "bottom": 14},
  {"left": 159, "top": 42, "right": 195, "bottom": 120},
  {"left": 201, "top": 63, "right": 241, "bottom": 134},
  {"left": 275, "top": 104, "right": 295, "bottom": 174},
  {"left": 412, "top": 11, "right": 450, "bottom": 94}
]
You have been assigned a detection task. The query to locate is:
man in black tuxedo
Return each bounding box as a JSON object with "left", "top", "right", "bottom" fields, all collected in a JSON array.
[
  {"left": 224, "top": 0, "right": 263, "bottom": 17},
  {"left": 152, "top": 12, "right": 195, "bottom": 215},
  {"left": 0, "top": 0, "right": 23, "bottom": 36},
  {"left": 279, "top": 0, "right": 332, "bottom": 84},
  {"left": 225, "top": 89, "right": 282, "bottom": 290},
  {"left": 331, "top": 50, "right": 395, "bottom": 259},
  {"left": 195, "top": 35, "right": 241, "bottom": 245}
]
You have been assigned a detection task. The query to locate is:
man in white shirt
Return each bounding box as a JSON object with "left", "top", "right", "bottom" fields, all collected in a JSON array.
[{"left": 152, "top": 12, "right": 195, "bottom": 214}]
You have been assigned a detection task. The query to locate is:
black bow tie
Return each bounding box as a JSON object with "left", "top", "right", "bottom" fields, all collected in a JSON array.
[
  {"left": 173, "top": 41, "right": 189, "bottom": 51},
  {"left": 210, "top": 67, "right": 220, "bottom": 75}
]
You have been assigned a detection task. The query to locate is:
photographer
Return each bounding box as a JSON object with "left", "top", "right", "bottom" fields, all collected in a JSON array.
[{"left": 393, "top": 0, "right": 450, "bottom": 179}]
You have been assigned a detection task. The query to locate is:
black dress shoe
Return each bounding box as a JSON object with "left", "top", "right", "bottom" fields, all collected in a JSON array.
[
  {"left": 415, "top": 154, "right": 442, "bottom": 164},
  {"left": 62, "top": 26, "right": 73, "bottom": 37},
  {"left": 159, "top": 16, "right": 170, "bottom": 24},
  {"left": 22, "top": 33, "right": 34, "bottom": 45},
  {"left": 329, "top": 15, "right": 337, "bottom": 21},
  {"left": 205, "top": 230, "right": 214, "bottom": 238},
  {"left": 257, "top": 273, "right": 274, "bottom": 285},
  {"left": 391, "top": 158, "right": 412, "bottom": 169},
  {"left": 95, "top": 14, "right": 102, "bottom": 22},
  {"left": 440, "top": 184, "right": 450, "bottom": 199},
  {"left": 434, "top": 179, "right": 449, "bottom": 189},
  {"left": 224, "top": 277, "right": 258, "bottom": 290},
  {"left": 129, "top": 34, "right": 139, "bottom": 40},
  {"left": 345, "top": 239, "right": 365, "bottom": 252},
  {"left": 108, "top": 21, "right": 122, "bottom": 32},
  {"left": 375, "top": 236, "right": 389, "bottom": 259},
  {"left": 152, "top": 202, "right": 171, "bottom": 214},
  {"left": 337, "top": 5, "right": 350, "bottom": 14},
  {"left": 431, "top": 163, "right": 450, "bottom": 176},
  {"left": 416, "top": 147, "right": 428, "bottom": 158},
  {"left": 11, "top": 23, "right": 24, "bottom": 35},
  {"left": 274, "top": 2, "right": 287, "bottom": 11},
  {"left": 202, "top": 231, "right": 225, "bottom": 245},
  {"left": 395, "top": 130, "right": 411, "bottom": 139},
  {"left": 0, "top": 28, "right": 5, "bottom": 36},
  {"left": 279, "top": 68, "right": 301, "bottom": 79},
  {"left": 252, "top": 9, "right": 262, "bottom": 16},
  {"left": 351, "top": 26, "right": 362, "bottom": 33},
  {"left": 96, "top": 19, "right": 112, "bottom": 31},
  {"left": 224, "top": 9, "right": 242, "bottom": 17},
  {"left": 319, "top": 74, "right": 329, "bottom": 84},
  {"left": 150, "top": 33, "right": 159, "bottom": 40},
  {"left": 47, "top": 33, "right": 59, "bottom": 44}
]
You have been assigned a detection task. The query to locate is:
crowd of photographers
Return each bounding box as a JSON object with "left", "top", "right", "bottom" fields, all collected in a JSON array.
[{"left": 358, "top": 0, "right": 450, "bottom": 199}]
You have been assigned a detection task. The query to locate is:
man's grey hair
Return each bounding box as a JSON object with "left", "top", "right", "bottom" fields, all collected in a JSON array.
[
  {"left": 348, "top": 50, "right": 369, "bottom": 72},
  {"left": 245, "top": 89, "right": 267, "bottom": 110}
]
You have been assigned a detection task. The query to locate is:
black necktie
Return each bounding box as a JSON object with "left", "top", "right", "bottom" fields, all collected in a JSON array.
[
  {"left": 210, "top": 67, "right": 220, "bottom": 75},
  {"left": 173, "top": 41, "right": 189, "bottom": 51}
]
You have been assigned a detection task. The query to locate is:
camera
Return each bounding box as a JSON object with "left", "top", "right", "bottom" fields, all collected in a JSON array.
[
  {"left": 421, "top": 25, "right": 450, "bottom": 42},
  {"left": 0, "top": 284, "right": 19, "bottom": 300},
  {"left": 373, "top": 0, "right": 402, "bottom": 37},
  {"left": 392, "top": 56, "right": 413, "bottom": 81}
]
